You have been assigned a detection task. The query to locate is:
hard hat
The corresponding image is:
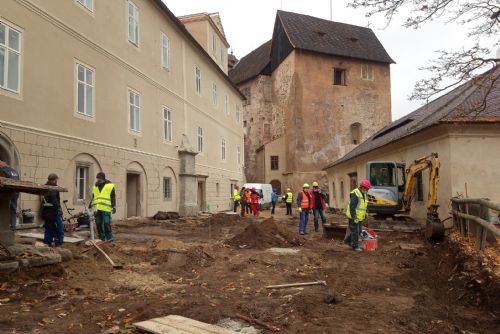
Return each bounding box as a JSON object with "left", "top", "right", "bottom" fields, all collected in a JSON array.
[
  {"left": 303, "top": 183, "right": 310, "bottom": 188},
  {"left": 312, "top": 181, "right": 319, "bottom": 187},
  {"left": 360, "top": 179, "right": 372, "bottom": 190}
]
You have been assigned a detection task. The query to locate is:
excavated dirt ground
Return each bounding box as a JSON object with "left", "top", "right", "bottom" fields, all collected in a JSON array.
[{"left": 0, "top": 210, "right": 498, "bottom": 334}]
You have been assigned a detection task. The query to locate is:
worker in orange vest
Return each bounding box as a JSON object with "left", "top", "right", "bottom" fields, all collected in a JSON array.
[
  {"left": 245, "top": 188, "right": 252, "bottom": 214},
  {"left": 297, "top": 183, "right": 312, "bottom": 235}
]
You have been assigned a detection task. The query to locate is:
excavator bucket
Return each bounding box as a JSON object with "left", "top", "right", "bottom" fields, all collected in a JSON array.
[{"left": 425, "top": 211, "right": 445, "bottom": 240}]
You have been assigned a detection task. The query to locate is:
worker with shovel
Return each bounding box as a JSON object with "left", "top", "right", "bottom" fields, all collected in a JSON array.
[
  {"left": 344, "top": 179, "right": 371, "bottom": 252},
  {"left": 90, "top": 172, "right": 116, "bottom": 241}
]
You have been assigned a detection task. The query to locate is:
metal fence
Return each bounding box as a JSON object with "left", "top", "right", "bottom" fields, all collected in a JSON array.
[{"left": 450, "top": 197, "right": 500, "bottom": 250}]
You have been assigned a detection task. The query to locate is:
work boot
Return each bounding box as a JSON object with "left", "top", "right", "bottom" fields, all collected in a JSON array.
[{"left": 353, "top": 247, "right": 363, "bottom": 252}]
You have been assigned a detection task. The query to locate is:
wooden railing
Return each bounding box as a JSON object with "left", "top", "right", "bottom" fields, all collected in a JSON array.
[{"left": 450, "top": 197, "right": 500, "bottom": 250}]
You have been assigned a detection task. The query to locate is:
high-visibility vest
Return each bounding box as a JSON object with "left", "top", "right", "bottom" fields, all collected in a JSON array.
[
  {"left": 346, "top": 188, "right": 367, "bottom": 223},
  {"left": 92, "top": 183, "right": 115, "bottom": 212},
  {"left": 41, "top": 196, "right": 54, "bottom": 208},
  {"left": 300, "top": 191, "right": 310, "bottom": 209},
  {"left": 286, "top": 192, "right": 293, "bottom": 203},
  {"left": 233, "top": 189, "right": 241, "bottom": 201},
  {"left": 245, "top": 191, "right": 251, "bottom": 201}
]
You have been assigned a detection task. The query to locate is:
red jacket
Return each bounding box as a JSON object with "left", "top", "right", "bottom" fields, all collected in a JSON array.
[
  {"left": 251, "top": 192, "right": 259, "bottom": 204},
  {"left": 310, "top": 190, "right": 326, "bottom": 209}
]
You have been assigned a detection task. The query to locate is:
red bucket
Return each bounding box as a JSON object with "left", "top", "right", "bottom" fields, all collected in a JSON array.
[{"left": 363, "top": 229, "right": 378, "bottom": 251}]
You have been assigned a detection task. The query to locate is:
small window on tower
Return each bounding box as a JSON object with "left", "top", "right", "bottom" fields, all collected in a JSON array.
[
  {"left": 333, "top": 68, "right": 346, "bottom": 86},
  {"left": 350, "top": 123, "right": 362, "bottom": 145}
]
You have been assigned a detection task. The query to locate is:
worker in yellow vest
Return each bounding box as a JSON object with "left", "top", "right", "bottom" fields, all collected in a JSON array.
[
  {"left": 297, "top": 183, "right": 312, "bottom": 235},
  {"left": 90, "top": 172, "right": 116, "bottom": 241},
  {"left": 283, "top": 188, "right": 293, "bottom": 215},
  {"left": 344, "top": 179, "right": 371, "bottom": 252},
  {"left": 233, "top": 184, "right": 241, "bottom": 213}
]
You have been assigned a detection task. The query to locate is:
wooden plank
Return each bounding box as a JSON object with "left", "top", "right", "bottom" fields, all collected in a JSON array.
[
  {"left": 135, "top": 315, "right": 239, "bottom": 334},
  {"left": 0, "top": 177, "right": 67, "bottom": 194},
  {"left": 17, "top": 232, "right": 84, "bottom": 243}
]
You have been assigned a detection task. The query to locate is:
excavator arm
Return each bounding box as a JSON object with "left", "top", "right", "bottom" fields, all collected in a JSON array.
[
  {"left": 402, "top": 153, "right": 440, "bottom": 213},
  {"left": 402, "top": 152, "right": 444, "bottom": 239}
]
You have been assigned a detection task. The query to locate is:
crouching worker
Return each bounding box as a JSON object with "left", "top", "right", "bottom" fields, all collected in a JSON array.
[
  {"left": 41, "top": 174, "right": 64, "bottom": 247},
  {"left": 90, "top": 172, "right": 116, "bottom": 241},
  {"left": 344, "top": 179, "right": 371, "bottom": 252}
]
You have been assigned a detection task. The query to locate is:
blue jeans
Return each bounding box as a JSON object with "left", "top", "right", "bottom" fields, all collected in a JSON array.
[
  {"left": 313, "top": 209, "right": 327, "bottom": 231},
  {"left": 345, "top": 219, "right": 362, "bottom": 249},
  {"left": 44, "top": 214, "right": 64, "bottom": 246},
  {"left": 299, "top": 209, "right": 310, "bottom": 233}
]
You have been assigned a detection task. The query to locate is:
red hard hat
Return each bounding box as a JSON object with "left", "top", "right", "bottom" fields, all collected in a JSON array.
[{"left": 360, "top": 179, "right": 371, "bottom": 190}]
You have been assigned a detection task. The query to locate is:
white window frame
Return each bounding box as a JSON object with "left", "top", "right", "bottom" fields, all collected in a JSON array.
[
  {"left": 221, "top": 139, "right": 226, "bottom": 161},
  {"left": 161, "top": 33, "right": 170, "bottom": 70},
  {"left": 197, "top": 126, "right": 203, "bottom": 153},
  {"left": 127, "top": 1, "right": 139, "bottom": 46},
  {"left": 235, "top": 105, "right": 240, "bottom": 124},
  {"left": 163, "top": 107, "right": 172, "bottom": 143},
  {"left": 75, "top": 63, "right": 94, "bottom": 117},
  {"left": 75, "top": 164, "right": 90, "bottom": 201},
  {"left": 76, "top": 0, "right": 94, "bottom": 12},
  {"left": 237, "top": 146, "right": 241, "bottom": 165},
  {"left": 224, "top": 95, "right": 229, "bottom": 116},
  {"left": 195, "top": 65, "right": 201, "bottom": 95},
  {"left": 0, "top": 21, "right": 22, "bottom": 94},
  {"left": 361, "top": 64, "right": 374, "bottom": 81},
  {"left": 163, "top": 177, "right": 172, "bottom": 200},
  {"left": 128, "top": 89, "right": 141, "bottom": 133},
  {"left": 212, "top": 82, "right": 217, "bottom": 105}
]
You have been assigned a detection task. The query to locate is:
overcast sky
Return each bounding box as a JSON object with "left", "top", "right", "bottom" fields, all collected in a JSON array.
[{"left": 165, "top": 0, "right": 492, "bottom": 121}]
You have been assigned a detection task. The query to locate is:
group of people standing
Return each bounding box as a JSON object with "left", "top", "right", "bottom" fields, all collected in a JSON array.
[
  {"left": 0, "top": 165, "right": 117, "bottom": 247},
  {"left": 233, "top": 185, "right": 261, "bottom": 217},
  {"left": 40, "top": 171, "right": 117, "bottom": 246},
  {"left": 230, "top": 179, "right": 372, "bottom": 253},
  {"left": 295, "top": 182, "right": 328, "bottom": 235}
]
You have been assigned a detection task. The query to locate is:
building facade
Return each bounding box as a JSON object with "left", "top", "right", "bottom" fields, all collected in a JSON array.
[
  {"left": 230, "top": 11, "right": 393, "bottom": 194},
  {"left": 323, "top": 66, "right": 500, "bottom": 222},
  {"left": 0, "top": 0, "right": 245, "bottom": 220}
]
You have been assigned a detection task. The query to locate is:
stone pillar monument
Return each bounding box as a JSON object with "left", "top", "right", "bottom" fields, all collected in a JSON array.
[{"left": 178, "top": 134, "right": 198, "bottom": 216}]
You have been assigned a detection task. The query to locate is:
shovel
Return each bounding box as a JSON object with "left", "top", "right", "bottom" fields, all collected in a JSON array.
[{"left": 91, "top": 240, "right": 123, "bottom": 269}]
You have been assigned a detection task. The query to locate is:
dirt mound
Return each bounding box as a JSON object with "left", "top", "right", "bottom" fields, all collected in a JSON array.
[
  {"left": 199, "top": 213, "right": 245, "bottom": 227},
  {"left": 152, "top": 211, "right": 180, "bottom": 220},
  {"left": 227, "top": 217, "right": 300, "bottom": 249}
]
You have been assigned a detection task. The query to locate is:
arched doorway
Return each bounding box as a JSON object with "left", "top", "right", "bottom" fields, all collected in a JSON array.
[
  {"left": 270, "top": 179, "right": 282, "bottom": 194},
  {"left": 0, "top": 132, "right": 20, "bottom": 172}
]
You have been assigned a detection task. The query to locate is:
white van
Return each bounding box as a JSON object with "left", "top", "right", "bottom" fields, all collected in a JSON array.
[{"left": 243, "top": 183, "right": 273, "bottom": 209}]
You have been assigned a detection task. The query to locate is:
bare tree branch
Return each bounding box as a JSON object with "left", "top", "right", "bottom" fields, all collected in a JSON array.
[{"left": 348, "top": 0, "right": 500, "bottom": 102}]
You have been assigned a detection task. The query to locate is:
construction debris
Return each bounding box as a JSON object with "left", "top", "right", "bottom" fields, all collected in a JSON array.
[
  {"left": 134, "top": 315, "right": 239, "bottom": 334},
  {"left": 265, "top": 281, "right": 327, "bottom": 289}
]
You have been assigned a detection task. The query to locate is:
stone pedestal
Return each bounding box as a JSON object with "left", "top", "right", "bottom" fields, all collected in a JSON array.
[
  {"left": 178, "top": 135, "right": 198, "bottom": 216},
  {"left": 0, "top": 191, "right": 15, "bottom": 246}
]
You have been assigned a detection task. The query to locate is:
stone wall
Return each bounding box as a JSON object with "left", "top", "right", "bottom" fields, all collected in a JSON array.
[{"left": 240, "top": 75, "right": 273, "bottom": 182}]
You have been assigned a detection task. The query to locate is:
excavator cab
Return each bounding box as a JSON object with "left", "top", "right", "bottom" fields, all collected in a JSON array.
[
  {"left": 366, "top": 161, "right": 406, "bottom": 216},
  {"left": 366, "top": 153, "right": 445, "bottom": 240}
]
